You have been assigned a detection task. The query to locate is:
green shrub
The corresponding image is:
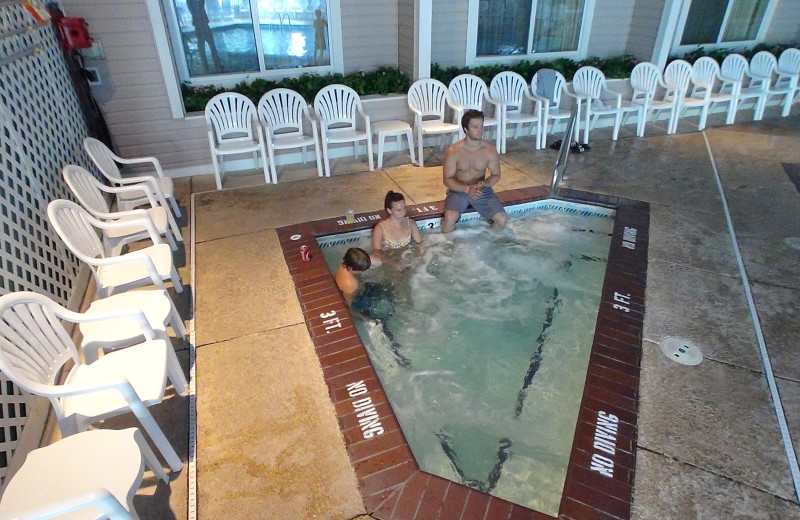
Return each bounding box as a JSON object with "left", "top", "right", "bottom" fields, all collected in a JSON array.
[{"left": 669, "top": 41, "right": 798, "bottom": 65}]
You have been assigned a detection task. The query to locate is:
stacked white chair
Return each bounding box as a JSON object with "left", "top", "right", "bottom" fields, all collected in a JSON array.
[
  {"left": 690, "top": 57, "right": 736, "bottom": 126},
  {"left": 748, "top": 51, "right": 780, "bottom": 120},
  {"left": 719, "top": 53, "right": 768, "bottom": 123},
  {"left": 83, "top": 137, "right": 182, "bottom": 224},
  {"left": 257, "top": 88, "right": 323, "bottom": 182},
  {"left": 47, "top": 200, "right": 183, "bottom": 298},
  {"left": 662, "top": 59, "right": 707, "bottom": 133},
  {"left": 407, "top": 78, "right": 461, "bottom": 166},
  {"left": 627, "top": 62, "right": 676, "bottom": 137},
  {"left": 62, "top": 164, "right": 180, "bottom": 255},
  {"left": 775, "top": 48, "right": 800, "bottom": 116},
  {"left": 0, "top": 291, "right": 185, "bottom": 471},
  {"left": 204, "top": 92, "right": 270, "bottom": 189},
  {"left": 313, "top": 84, "right": 374, "bottom": 174},
  {"left": 447, "top": 74, "right": 502, "bottom": 150},
  {"left": 489, "top": 71, "right": 544, "bottom": 152},
  {"left": 570, "top": 66, "right": 639, "bottom": 143},
  {"left": 0, "top": 428, "right": 168, "bottom": 520}
]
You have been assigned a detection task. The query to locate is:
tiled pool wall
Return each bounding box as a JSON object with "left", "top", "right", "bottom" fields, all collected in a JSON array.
[{"left": 277, "top": 186, "right": 649, "bottom": 520}]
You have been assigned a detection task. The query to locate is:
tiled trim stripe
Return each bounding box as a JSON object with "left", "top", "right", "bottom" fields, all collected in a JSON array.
[{"left": 277, "top": 186, "right": 649, "bottom": 520}]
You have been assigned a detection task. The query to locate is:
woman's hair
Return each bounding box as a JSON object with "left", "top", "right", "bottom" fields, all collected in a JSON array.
[
  {"left": 343, "top": 247, "right": 371, "bottom": 271},
  {"left": 384, "top": 190, "right": 406, "bottom": 211}
]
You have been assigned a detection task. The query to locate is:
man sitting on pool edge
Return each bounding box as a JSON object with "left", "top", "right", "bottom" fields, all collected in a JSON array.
[{"left": 441, "top": 109, "right": 507, "bottom": 233}]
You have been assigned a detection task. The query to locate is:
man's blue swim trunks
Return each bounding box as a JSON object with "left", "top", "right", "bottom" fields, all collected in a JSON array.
[{"left": 444, "top": 187, "right": 505, "bottom": 221}]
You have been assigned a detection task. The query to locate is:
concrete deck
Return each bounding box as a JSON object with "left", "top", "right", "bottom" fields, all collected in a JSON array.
[{"left": 121, "top": 105, "right": 800, "bottom": 519}]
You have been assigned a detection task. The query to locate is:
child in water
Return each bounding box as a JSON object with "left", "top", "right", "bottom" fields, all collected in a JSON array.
[{"left": 335, "top": 247, "right": 371, "bottom": 303}]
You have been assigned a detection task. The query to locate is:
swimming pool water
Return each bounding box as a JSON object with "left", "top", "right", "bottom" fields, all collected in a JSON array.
[{"left": 319, "top": 202, "right": 614, "bottom": 515}]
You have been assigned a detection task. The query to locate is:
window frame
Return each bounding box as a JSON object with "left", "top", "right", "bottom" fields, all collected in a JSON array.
[
  {"left": 671, "top": 0, "right": 777, "bottom": 55},
  {"left": 146, "top": 0, "right": 343, "bottom": 117},
  {"left": 465, "top": 0, "right": 596, "bottom": 66}
]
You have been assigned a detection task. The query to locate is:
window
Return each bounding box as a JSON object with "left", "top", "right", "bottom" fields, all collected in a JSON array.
[
  {"left": 165, "top": 0, "right": 340, "bottom": 83},
  {"left": 678, "top": 0, "right": 771, "bottom": 47},
  {"left": 469, "top": 0, "right": 592, "bottom": 62}
]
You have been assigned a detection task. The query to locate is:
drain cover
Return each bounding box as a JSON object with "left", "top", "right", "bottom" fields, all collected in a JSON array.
[
  {"left": 784, "top": 237, "right": 800, "bottom": 250},
  {"left": 660, "top": 337, "right": 703, "bottom": 366}
]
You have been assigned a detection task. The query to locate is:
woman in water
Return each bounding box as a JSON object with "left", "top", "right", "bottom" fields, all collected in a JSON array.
[{"left": 372, "top": 191, "right": 423, "bottom": 259}]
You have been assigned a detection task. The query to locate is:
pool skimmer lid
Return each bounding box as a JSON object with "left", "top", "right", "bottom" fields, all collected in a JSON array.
[{"left": 660, "top": 337, "right": 703, "bottom": 365}]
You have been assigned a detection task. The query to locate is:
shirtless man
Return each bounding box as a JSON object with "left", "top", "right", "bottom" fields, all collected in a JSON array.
[{"left": 442, "top": 109, "right": 507, "bottom": 233}]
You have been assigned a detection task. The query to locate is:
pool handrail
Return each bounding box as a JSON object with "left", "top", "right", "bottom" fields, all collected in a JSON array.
[{"left": 548, "top": 103, "right": 580, "bottom": 198}]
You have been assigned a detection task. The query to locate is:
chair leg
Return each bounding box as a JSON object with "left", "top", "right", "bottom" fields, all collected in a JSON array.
[
  {"left": 782, "top": 91, "right": 794, "bottom": 117},
  {"left": 165, "top": 346, "right": 188, "bottom": 395},
  {"left": 322, "top": 141, "right": 332, "bottom": 176},
  {"left": 133, "top": 429, "right": 169, "bottom": 482},
  {"left": 164, "top": 208, "right": 183, "bottom": 243},
  {"left": 636, "top": 107, "right": 646, "bottom": 137},
  {"left": 583, "top": 105, "right": 590, "bottom": 144},
  {"left": 164, "top": 229, "right": 178, "bottom": 251},
  {"left": 267, "top": 146, "right": 278, "bottom": 186},
  {"left": 169, "top": 266, "right": 183, "bottom": 293},
  {"left": 130, "top": 404, "right": 183, "bottom": 472},
  {"left": 366, "top": 137, "right": 374, "bottom": 171},
  {"left": 404, "top": 130, "right": 416, "bottom": 166},
  {"left": 698, "top": 104, "right": 709, "bottom": 131},
  {"left": 313, "top": 144, "right": 324, "bottom": 177},
  {"left": 211, "top": 153, "right": 223, "bottom": 190},
  {"left": 612, "top": 112, "right": 621, "bottom": 141},
  {"left": 167, "top": 296, "right": 187, "bottom": 337},
  {"left": 725, "top": 98, "right": 736, "bottom": 125},
  {"left": 417, "top": 128, "right": 424, "bottom": 167},
  {"left": 376, "top": 133, "right": 385, "bottom": 168},
  {"left": 167, "top": 196, "right": 182, "bottom": 218}
]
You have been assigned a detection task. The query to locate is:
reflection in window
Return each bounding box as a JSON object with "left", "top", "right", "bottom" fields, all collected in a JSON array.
[
  {"left": 476, "top": 0, "right": 585, "bottom": 57},
  {"left": 172, "top": 0, "right": 331, "bottom": 77},
  {"left": 681, "top": 0, "right": 768, "bottom": 46}
]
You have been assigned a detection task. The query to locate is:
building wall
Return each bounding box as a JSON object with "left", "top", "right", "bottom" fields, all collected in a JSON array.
[
  {"left": 765, "top": 0, "right": 800, "bottom": 44},
  {"left": 586, "top": 0, "right": 636, "bottom": 58},
  {"left": 398, "top": 0, "right": 415, "bottom": 76},
  {"left": 431, "top": 0, "right": 469, "bottom": 68},
  {"left": 341, "top": 0, "right": 399, "bottom": 72},
  {"left": 625, "top": 0, "right": 666, "bottom": 61}
]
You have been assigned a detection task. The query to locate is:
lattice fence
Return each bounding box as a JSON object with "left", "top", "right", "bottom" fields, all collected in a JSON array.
[{"left": 0, "top": 2, "right": 91, "bottom": 485}]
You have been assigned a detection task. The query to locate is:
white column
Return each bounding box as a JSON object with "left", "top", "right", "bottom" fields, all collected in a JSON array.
[
  {"left": 651, "top": 0, "right": 686, "bottom": 71},
  {"left": 414, "top": 0, "right": 432, "bottom": 79}
]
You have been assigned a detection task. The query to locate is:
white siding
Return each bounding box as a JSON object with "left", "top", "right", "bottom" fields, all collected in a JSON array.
[
  {"left": 625, "top": 0, "right": 665, "bottom": 61},
  {"left": 431, "top": 0, "right": 468, "bottom": 67},
  {"left": 62, "top": 0, "right": 208, "bottom": 171},
  {"left": 586, "top": 0, "right": 636, "bottom": 58},
  {"left": 398, "top": 0, "right": 415, "bottom": 75},
  {"left": 765, "top": 0, "right": 800, "bottom": 44},
  {"left": 341, "top": 0, "right": 398, "bottom": 72}
]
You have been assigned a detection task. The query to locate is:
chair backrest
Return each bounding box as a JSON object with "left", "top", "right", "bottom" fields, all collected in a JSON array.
[
  {"left": 0, "top": 291, "right": 78, "bottom": 397},
  {"left": 205, "top": 92, "right": 258, "bottom": 140},
  {"left": 721, "top": 54, "right": 749, "bottom": 82},
  {"left": 489, "top": 71, "right": 529, "bottom": 111},
  {"left": 47, "top": 199, "right": 107, "bottom": 262},
  {"left": 62, "top": 164, "right": 112, "bottom": 216},
  {"left": 531, "top": 68, "right": 566, "bottom": 107},
  {"left": 749, "top": 51, "right": 777, "bottom": 79},
  {"left": 257, "top": 88, "right": 308, "bottom": 136},
  {"left": 448, "top": 74, "right": 489, "bottom": 112},
  {"left": 630, "top": 62, "right": 663, "bottom": 100},
  {"left": 664, "top": 59, "right": 693, "bottom": 94},
  {"left": 571, "top": 66, "right": 607, "bottom": 100},
  {"left": 408, "top": 78, "right": 451, "bottom": 119},
  {"left": 84, "top": 137, "right": 123, "bottom": 182},
  {"left": 691, "top": 56, "right": 720, "bottom": 88},
  {"left": 313, "top": 84, "right": 362, "bottom": 129},
  {"left": 778, "top": 48, "right": 800, "bottom": 74}
]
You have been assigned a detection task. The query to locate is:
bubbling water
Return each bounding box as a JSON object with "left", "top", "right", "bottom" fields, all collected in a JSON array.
[{"left": 320, "top": 206, "right": 613, "bottom": 515}]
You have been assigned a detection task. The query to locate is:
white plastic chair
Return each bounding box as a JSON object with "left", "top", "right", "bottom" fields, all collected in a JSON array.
[
  {"left": 0, "top": 291, "right": 184, "bottom": 471},
  {"left": 719, "top": 54, "right": 768, "bottom": 124},
  {"left": 257, "top": 88, "right": 323, "bottom": 182},
  {"left": 0, "top": 428, "right": 167, "bottom": 520},
  {"left": 775, "top": 48, "right": 800, "bottom": 116},
  {"left": 205, "top": 92, "right": 270, "bottom": 189},
  {"left": 447, "top": 74, "right": 502, "bottom": 150},
  {"left": 47, "top": 200, "right": 183, "bottom": 298},
  {"left": 489, "top": 71, "right": 544, "bottom": 153},
  {"left": 746, "top": 52, "right": 784, "bottom": 120},
  {"left": 83, "top": 137, "right": 182, "bottom": 223},
  {"left": 531, "top": 69, "right": 572, "bottom": 148},
  {"left": 690, "top": 57, "right": 735, "bottom": 126},
  {"left": 570, "top": 66, "right": 639, "bottom": 143},
  {"left": 627, "top": 62, "right": 674, "bottom": 137},
  {"left": 407, "top": 78, "right": 461, "bottom": 166},
  {"left": 62, "top": 164, "right": 180, "bottom": 256},
  {"left": 313, "top": 84, "right": 374, "bottom": 175},
  {"left": 663, "top": 59, "right": 706, "bottom": 133}
]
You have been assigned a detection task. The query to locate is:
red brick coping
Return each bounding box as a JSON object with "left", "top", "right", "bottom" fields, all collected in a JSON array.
[{"left": 277, "top": 186, "right": 648, "bottom": 520}]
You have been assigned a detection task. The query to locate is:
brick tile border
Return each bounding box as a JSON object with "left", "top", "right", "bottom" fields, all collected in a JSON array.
[{"left": 278, "top": 187, "right": 649, "bottom": 520}]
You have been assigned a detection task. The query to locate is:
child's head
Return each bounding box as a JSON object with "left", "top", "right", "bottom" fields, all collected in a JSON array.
[
  {"left": 384, "top": 190, "right": 406, "bottom": 212},
  {"left": 343, "top": 247, "right": 371, "bottom": 272}
]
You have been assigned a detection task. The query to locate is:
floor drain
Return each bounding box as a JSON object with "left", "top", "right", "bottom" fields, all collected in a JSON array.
[
  {"left": 783, "top": 237, "right": 800, "bottom": 250},
  {"left": 660, "top": 337, "right": 703, "bottom": 366}
]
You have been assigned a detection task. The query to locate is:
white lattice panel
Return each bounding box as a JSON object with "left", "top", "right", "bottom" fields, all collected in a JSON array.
[{"left": 0, "top": 2, "right": 92, "bottom": 485}]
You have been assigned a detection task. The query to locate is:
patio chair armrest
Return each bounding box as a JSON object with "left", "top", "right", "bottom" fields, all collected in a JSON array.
[
  {"left": 484, "top": 95, "right": 504, "bottom": 110},
  {"left": 113, "top": 155, "right": 166, "bottom": 178},
  {"left": 71, "top": 306, "right": 156, "bottom": 340},
  {"left": 91, "top": 251, "right": 165, "bottom": 287},
  {"left": 93, "top": 218, "right": 162, "bottom": 244},
  {"left": 98, "top": 183, "right": 160, "bottom": 208},
  {"left": 10, "top": 488, "right": 131, "bottom": 520}
]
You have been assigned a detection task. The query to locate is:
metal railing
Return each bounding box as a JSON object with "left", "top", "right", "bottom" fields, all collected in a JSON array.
[{"left": 548, "top": 103, "right": 580, "bottom": 198}]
